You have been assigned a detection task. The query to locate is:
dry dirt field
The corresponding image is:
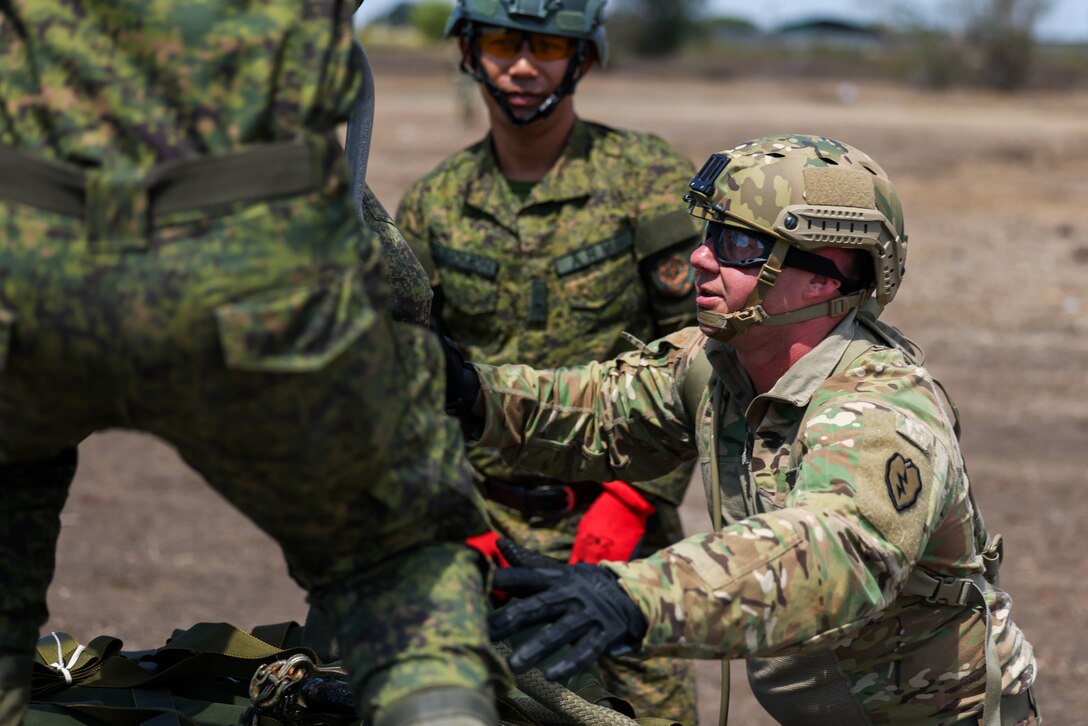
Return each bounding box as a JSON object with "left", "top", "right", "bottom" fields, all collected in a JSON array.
[{"left": 43, "top": 49, "right": 1088, "bottom": 724}]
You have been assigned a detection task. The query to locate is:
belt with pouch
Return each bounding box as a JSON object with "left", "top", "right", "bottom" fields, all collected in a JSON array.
[{"left": 482, "top": 477, "right": 603, "bottom": 515}]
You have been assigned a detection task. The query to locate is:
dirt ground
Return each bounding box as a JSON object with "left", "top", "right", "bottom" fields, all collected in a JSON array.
[{"left": 43, "top": 49, "right": 1088, "bottom": 725}]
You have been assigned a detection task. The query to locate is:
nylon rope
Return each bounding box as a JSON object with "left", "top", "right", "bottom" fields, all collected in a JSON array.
[{"left": 492, "top": 642, "right": 637, "bottom": 726}]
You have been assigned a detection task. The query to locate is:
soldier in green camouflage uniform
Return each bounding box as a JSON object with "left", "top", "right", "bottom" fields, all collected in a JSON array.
[
  {"left": 0, "top": 3, "right": 505, "bottom": 725},
  {"left": 395, "top": 0, "right": 700, "bottom": 720},
  {"left": 473, "top": 136, "right": 1040, "bottom": 724}
]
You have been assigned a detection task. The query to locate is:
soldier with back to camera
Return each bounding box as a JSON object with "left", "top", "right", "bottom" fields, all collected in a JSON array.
[{"left": 0, "top": 2, "right": 506, "bottom": 725}]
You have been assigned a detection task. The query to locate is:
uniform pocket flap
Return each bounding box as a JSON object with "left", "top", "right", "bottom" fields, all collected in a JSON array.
[
  {"left": 439, "top": 269, "right": 499, "bottom": 316},
  {"left": 215, "top": 267, "right": 375, "bottom": 373}
]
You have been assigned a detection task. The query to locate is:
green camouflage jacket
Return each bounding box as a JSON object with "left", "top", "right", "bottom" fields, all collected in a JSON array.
[
  {"left": 397, "top": 118, "right": 700, "bottom": 503},
  {"left": 473, "top": 311, "right": 1036, "bottom": 723},
  {"left": 0, "top": 0, "right": 431, "bottom": 328},
  {"left": 0, "top": 0, "right": 361, "bottom": 166}
]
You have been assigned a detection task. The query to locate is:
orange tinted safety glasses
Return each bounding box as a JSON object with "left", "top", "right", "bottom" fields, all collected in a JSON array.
[{"left": 474, "top": 27, "right": 579, "bottom": 61}]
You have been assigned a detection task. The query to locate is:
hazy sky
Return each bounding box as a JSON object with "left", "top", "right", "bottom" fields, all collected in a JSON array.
[{"left": 353, "top": 0, "right": 1088, "bottom": 42}]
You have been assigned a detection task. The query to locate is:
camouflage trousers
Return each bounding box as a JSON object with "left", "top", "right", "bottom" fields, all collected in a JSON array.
[
  {"left": 487, "top": 463, "right": 699, "bottom": 725},
  {"left": 0, "top": 181, "right": 505, "bottom": 722}
]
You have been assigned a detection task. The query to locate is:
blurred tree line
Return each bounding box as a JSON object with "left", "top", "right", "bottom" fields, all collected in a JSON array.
[
  {"left": 379, "top": 0, "right": 1079, "bottom": 91},
  {"left": 910, "top": 0, "right": 1054, "bottom": 90},
  {"left": 606, "top": 0, "right": 710, "bottom": 57}
]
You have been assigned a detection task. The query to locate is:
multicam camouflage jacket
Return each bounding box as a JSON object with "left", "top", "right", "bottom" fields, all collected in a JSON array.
[
  {"left": 473, "top": 310, "right": 1037, "bottom": 723},
  {"left": 397, "top": 118, "right": 700, "bottom": 503}
]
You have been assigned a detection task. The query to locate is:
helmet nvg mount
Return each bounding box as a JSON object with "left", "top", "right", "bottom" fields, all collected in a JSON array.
[
  {"left": 684, "top": 135, "right": 908, "bottom": 341},
  {"left": 447, "top": 0, "right": 608, "bottom": 126}
]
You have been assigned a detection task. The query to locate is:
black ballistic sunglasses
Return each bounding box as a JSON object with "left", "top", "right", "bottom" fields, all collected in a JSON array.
[{"left": 705, "top": 221, "right": 859, "bottom": 288}]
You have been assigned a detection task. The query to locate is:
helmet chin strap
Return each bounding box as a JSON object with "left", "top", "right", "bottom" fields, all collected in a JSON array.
[
  {"left": 462, "top": 25, "right": 589, "bottom": 127},
  {"left": 697, "top": 239, "right": 869, "bottom": 342}
]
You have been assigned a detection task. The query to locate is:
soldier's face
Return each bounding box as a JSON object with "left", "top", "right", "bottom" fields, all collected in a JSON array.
[
  {"left": 691, "top": 239, "right": 836, "bottom": 340},
  {"left": 691, "top": 239, "right": 760, "bottom": 331},
  {"left": 461, "top": 33, "right": 590, "bottom": 121}
]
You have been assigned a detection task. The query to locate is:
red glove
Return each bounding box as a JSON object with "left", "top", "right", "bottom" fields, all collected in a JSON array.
[
  {"left": 568, "top": 480, "right": 656, "bottom": 564},
  {"left": 466, "top": 530, "right": 510, "bottom": 568}
]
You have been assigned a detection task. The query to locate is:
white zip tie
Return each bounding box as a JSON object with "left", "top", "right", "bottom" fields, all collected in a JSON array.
[{"left": 48, "top": 631, "right": 85, "bottom": 685}]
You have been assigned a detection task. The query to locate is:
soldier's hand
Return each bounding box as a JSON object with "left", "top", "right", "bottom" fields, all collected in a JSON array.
[
  {"left": 488, "top": 539, "right": 648, "bottom": 681},
  {"left": 432, "top": 323, "right": 481, "bottom": 418}
]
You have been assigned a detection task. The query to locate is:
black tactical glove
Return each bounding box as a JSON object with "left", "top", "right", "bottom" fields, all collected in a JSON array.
[
  {"left": 488, "top": 539, "right": 648, "bottom": 681},
  {"left": 432, "top": 323, "right": 481, "bottom": 418}
]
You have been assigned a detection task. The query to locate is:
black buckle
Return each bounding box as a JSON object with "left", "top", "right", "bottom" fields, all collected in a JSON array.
[
  {"left": 925, "top": 576, "right": 970, "bottom": 606},
  {"left": 828, "top": 295, "right": 851, "bottom": 317}
]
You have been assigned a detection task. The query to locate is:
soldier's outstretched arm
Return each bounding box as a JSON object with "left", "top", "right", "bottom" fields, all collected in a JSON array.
[{"left": 470, "top": 328, "right": 705, "bottom": 486}]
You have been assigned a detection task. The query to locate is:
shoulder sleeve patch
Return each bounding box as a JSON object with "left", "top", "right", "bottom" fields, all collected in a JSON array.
[
  {"left": 651, "top": 253, "right": 695, "bottom": 297},
  {"left": 885, "top": 453, "right": 922, "bottom": 511},
  {"left": 633, "top": 209, "right": 700, "bottom": 259},
  {"left": 828, "top": 404, "right": 938, "bottom": 562}
]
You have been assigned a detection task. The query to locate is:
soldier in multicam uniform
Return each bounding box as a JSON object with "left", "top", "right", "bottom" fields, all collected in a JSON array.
[
  {"left": 395, "top": 0, "right": 701, "bottom": 720},
  {"left": 448, "top": 135, "right": 1040, "bottom": 724},
  {"left": 0, "top": 3, "right": 506, "bottom": 725}
]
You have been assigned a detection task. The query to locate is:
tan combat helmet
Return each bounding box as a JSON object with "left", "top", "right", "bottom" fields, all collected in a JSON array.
[{"left": 684, "top": 134, "right": 907, "bottom": 341}]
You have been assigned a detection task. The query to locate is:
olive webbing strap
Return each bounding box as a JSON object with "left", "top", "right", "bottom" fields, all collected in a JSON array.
[
  {"left": 708, "top": 380, "right": 730, "bottom": 726},
  {"left": 0, "top": 148, "right": 86, "bottom": 217},
  {"left": 0, "top": 136, "right": 331, "bottom": 220},
  {"left": 33, "top": 632, "right": 124, "bottom": 699},
  {"left": 32, "top": 623, "right": 315, "bottom": 695},
  {"left": 130, "top": 688, "right": 182, "bottom": 726},
  {"left": 679, "top": 354, "right": 731, "bottom": 726},
  {"left": 30, "top": 624, "right": 311, "bottom": 726},
  {"left": 859, "top": 310, "right": 1003, "bottom": 723},
  {"left": 903, "top": 571, "right": 1002, "bottom": 726},
  {"left": 144, "top": 136, "right": 330, "bottom": 217},
  {"left": 25, "top": 695, "right": 284, "bottom": 726}
]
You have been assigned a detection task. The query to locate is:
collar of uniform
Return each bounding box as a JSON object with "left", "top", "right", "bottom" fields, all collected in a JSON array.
[
  {"left": 704, "top": 339, "right": 757, "bottom": 413},
  {"left": 703, "top": 310, "right": 864, "bottom": 429},
  {"left": 529, "top": 118, "right": 595, "bottom": 205},
  {"left": 464, "top": 138, "right": 520, "bottom": 232},
  {"left": 465, "top": 119, "right": 594, "bottom": 226},
  {"left": 761, "top": 308, "right": 861, "bottom": 408}
]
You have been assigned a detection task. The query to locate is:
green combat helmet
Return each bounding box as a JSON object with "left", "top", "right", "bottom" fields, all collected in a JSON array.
[
  {"left": 446, "top": 0, "right": 608, "bottom": 126},
  {"left": 684, "top": 134, "right": 908, "bottom": 341}
]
